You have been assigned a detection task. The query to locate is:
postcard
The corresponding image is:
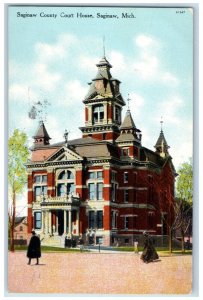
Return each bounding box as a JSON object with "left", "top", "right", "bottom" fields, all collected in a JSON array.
[{"left": 7, "top": 4, "right": 194, "bottom": 296}]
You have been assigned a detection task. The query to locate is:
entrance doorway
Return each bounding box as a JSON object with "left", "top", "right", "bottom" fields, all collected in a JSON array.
[{"left": 58, "top": 210, "right": 64, "bottom": 236}]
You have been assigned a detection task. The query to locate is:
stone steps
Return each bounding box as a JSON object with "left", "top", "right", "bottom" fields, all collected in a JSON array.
[{"left": 41, "top": 235, "right": 65, "bottom": 247}]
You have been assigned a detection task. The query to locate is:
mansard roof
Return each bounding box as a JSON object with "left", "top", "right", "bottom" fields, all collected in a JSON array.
[{"left": 84, "top": 56, "right": 125, "bottom": 105}]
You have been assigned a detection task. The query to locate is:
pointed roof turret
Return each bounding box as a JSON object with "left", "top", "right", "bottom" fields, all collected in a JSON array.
[
  {"left": 116, "top": 109, "right": 141, "bottom": 144},
  {"left": 154, "top": 129, "right": 170, "bottom": 158},
  {"left": 120, "top": 109, "right": 136, "bottom": 130},
  {"left": 33, "top": 121, "right": 51, "bottom": 147}
]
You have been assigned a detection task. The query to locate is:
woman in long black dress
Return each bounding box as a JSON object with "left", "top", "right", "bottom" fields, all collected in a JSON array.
[
  {"left": 141, "top": 231, "right": 159, "bottom": 263},
  {"left": 27, "top": 230, "right": 41, "bottom": 265}
]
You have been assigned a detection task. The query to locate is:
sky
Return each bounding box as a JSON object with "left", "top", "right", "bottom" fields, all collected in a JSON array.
[{"left": 8, "top": 5, "right": 193, "bottom": 215}]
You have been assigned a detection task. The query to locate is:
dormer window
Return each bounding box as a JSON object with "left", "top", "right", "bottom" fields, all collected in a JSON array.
[
  {"left": 93, "top": 105, "right": 104, "bottom": 124},
  {"left": 122, "top": 148, "right": 129, "bottom": 156}
]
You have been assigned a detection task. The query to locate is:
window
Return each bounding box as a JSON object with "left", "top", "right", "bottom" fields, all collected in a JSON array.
[
  {"left": 124, "top": 190, "right": 129, "bottom": 203},
  {"left": 57, "top": 170, "right": 75, "bottom": 196},
  {"left": 89, "top": 172, "right": 95, "bottom": 179},
  {"left": 67, "top": 171, "right": 74, "bottom": 179},
  {"left": 115, "top": 106, "right": 121, "bottom": 123},
  {"left": 97, "top": 211, "right": 103, "bottom": 229},
  {"left": 97, "top": 171, "right": 103, "bottom": 179},
  {"left": 89, "top": 183, "right": 95, "bottom": 200},
  {"left": 35, "top": 186, "right": 41, "bottom": 197},
  {"left": 122, "top": 148, "right": 129, "bottom": 156},
  {"left": 67, "top": 183, "right": 75, "bottom": 194},
  {"left": 35, "top": 176, "right": 41, "bottom": 183},
  {"left": 57, "top": 183, "right": 66, "bottom": 196},
  {"left": 111, "top": 211, "right": 117, "bottom": 229},
  {"left": 34, "top": 185, "right": 47, "bottom": 200},
  {"left": 34, "top": 175, "right": 47, "bottom": 183},
  {"left": 93, "top": 105, "right": 104, "bottom": 123},
  {"left": 111, "top": 171, "right": 117, "bottom": 181},
  {"left": 19, "top": 226, "right": 23, "bottom": 231},
  {"left": 88, "top": 171, "right": 103, "bottom": 200},
  {"left": 89, "top": 171, "right": 103, "bottom": 179},
  {"left": 42, "top": 175, "right": 47, "bottom": 183},
  {"left": 97, "top": 183, "right": 103, "bottom": 200},
  {"left": 34, "top": 212, "right": 41, "bottom": 229},
  {"left": 124, "top": 172, "right": 129, "bottom": 183},
  {"left": 124, "top": 216, "right": 129, "bottom": 229},
  {"left": 111, "top": 183, "right": 117, "bottom": 202},
  {"left": 58, "top": 171, "right": 66, "bottom": 180},
  {"left": 88, "top": 211, "right": 95, "bottom": 228}
]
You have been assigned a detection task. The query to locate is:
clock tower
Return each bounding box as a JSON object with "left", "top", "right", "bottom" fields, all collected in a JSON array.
[{"left": 80, "top": 56, "right": 126, "bottom": 141}]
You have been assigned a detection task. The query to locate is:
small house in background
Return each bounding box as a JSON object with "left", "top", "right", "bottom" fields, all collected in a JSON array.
[{"left": 14, "top": 217, "right": 28, "bottom": 245}]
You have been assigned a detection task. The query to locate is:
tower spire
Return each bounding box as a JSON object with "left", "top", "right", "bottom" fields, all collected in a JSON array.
[
  {"left": 127, "top": 94, "right": 131, "bottom": 110},
  {"left": 154, "top": 119, "right": 170, "bottom": 158},
  {"left": 160, "top": 116, "right": 163, "bottom": 131}
]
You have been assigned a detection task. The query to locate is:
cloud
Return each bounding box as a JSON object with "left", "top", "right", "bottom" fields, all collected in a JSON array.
[
  {"left": 157, "top": 95, "right": 183, "bottom": 125},
  {"left": 135, "top": 34, "right": 159, "bottom": 49},
  {"left": 9, "top": 84, "right": 32, "bottom": 102},
  {"left": 133, "top": 34, "right": 179, "bottom": 86},
  {"left": 35, "top": 42, "right": 66, "bottom": 62},
  {"left": 35, "top": 33, "right": 79, "bottom": 63},
  {"left": 63, "top": 80, "right": 88, "bottom": 106},
  {"left": 32, "top": 63, "right": 61, "bottom": 91}
]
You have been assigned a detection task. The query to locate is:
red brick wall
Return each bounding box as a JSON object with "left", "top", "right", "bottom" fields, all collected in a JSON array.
[
  {"left": 104, "top": 205, "right": 111, "bottom": 230},
  {"left": 27, "top": 208, "right": 33, "bottom": 234}
]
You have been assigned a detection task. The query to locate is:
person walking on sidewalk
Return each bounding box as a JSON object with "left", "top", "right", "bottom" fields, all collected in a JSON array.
[
  {"left": 27, "top": 230, "right": 41, "bottom": 265},
  {"left": 141, "top": 231, "right": 159, "bottom": 263}
]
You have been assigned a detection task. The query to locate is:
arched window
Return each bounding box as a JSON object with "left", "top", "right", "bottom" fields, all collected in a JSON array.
[
  {"left": 67, "top": 170, "right": 74, "bottom": 179},
  {"left": 58, "top": 171, "right": 66, "bottom": 180},
  {"left": 57, "top": 170, "right": 75, "bottom": 197},
  {"left": 93, "top": 105, "right": 104, "bottom": 124}
]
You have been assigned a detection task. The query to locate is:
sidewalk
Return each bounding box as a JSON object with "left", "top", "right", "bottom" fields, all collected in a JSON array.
[{"left": 7, "top": 251, "right": 192, "bottom": 295}]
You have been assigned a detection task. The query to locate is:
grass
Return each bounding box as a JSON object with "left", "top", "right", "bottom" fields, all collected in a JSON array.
[
  {"left": 12, "top": 245, "right": 82, "bottom": 252},
  {"left": 10, "top": 245, "right": 192, "bottom": 255}
]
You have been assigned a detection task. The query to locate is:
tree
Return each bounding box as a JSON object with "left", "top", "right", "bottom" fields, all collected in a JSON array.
[
  {"left": 175, "top": 159, "right": 193, "bottom": 252},
  {"left": 8, "top": 129, "right": 29, "bottom": 252}
]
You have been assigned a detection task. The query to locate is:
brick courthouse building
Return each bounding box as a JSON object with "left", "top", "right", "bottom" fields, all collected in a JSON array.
[{"left": 27, "top": 56, "right": 176, "bottom": 246}]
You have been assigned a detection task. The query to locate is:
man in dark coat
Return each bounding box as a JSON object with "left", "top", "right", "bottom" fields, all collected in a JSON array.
[
  {"left": 27, "top": 230, "right": 41, "bottom": 265},
  {"left": 140, "top": 231, "right": 159, "bottom": 263}
]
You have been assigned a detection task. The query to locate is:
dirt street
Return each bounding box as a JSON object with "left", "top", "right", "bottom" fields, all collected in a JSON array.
[{"left": 7, "top": 252, "right": 192, "bottom": 295}]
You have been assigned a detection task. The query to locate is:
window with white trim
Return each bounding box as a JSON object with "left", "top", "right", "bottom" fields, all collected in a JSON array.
[
  {"left": 97, "top": 211, "right": 103, "bottom": 229},
  {"left": 124, "top": 172, "right": 129, "bottom": 183},
  {"left": 88, "top": 211, "right": 95, "bottom": 228},
  {"left": 88, "top": 170, "right": 103, "bottom": 200},
  {"left": 93, "top": 105, "right": 104, "bottom": 124},
  {"left": 124, "top": 216, "right": 129, "bottom": 229},
  {"left": 124, "top": 190, "right": 129, "bottom": 203},
  {"left": 34, "top": 212, "right": 41, "bottom": 229},
  {"left": 111, "top": 211, "right": 117, "bottom": 229},
  {"left": 57, "top": 170, "right": 75, "bottom": 197},
  {"left": 34, "top": 174, "right": 47, "bottom": 201}
]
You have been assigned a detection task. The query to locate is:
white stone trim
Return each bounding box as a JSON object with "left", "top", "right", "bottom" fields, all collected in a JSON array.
[
  {"left": 76, "top": 185, "right": 87, "bottom": 188},
  {"left": 120, "top": 214, "right": 138, "bottom": 217}
]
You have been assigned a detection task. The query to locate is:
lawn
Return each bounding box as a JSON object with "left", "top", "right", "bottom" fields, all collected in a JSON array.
[{"left": 11, "top": 245, "right": 192, "bottom": 255}]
